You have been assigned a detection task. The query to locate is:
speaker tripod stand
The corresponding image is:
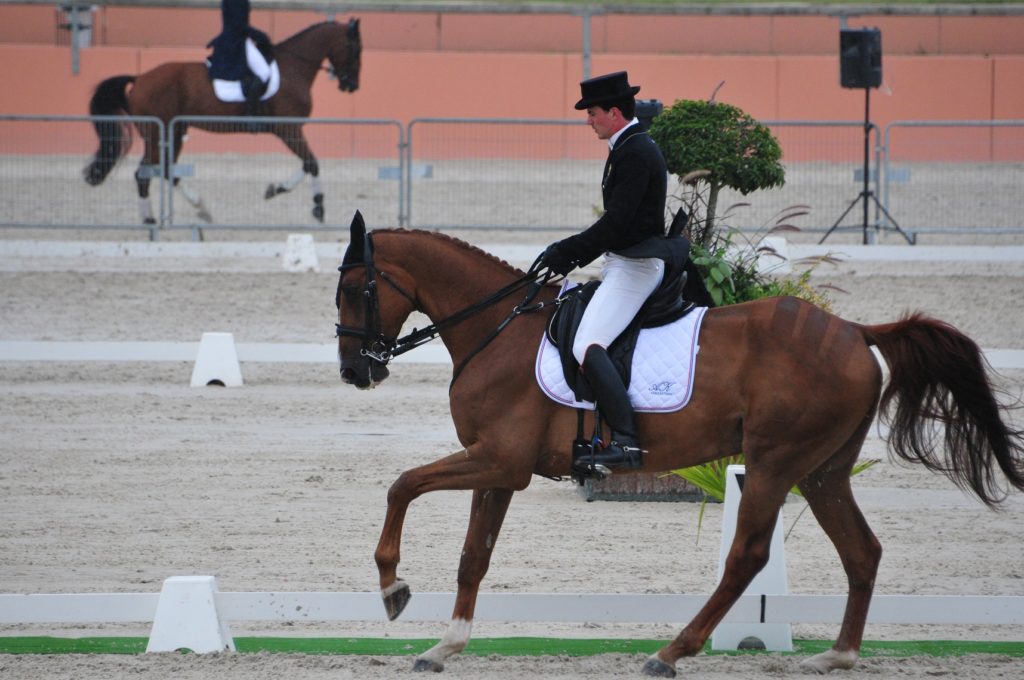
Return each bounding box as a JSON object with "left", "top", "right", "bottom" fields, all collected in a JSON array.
[{"left": 819, "top": 87, "right": 915, "bottom": 245}]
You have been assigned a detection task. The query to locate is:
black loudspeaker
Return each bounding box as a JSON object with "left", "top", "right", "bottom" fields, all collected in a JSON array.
[
  {"left": 635, "top": 99, "right": 663, "bottom": 131},
  {"left": 840, "top": 28, "right": 882, "bottom": 89}
]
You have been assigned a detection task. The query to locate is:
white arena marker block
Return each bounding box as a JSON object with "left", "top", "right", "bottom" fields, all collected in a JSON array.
[
  {"left": 190, "top": 332, "right": 243, "bottom": 387},
  {"left": 283, "top": 233, "right": 320, "bottom": 273},
  {"left": 711, "top": 464, "right": 793, "bottom": 652},
  {"left": 146, "top": 576, "right": 235, "bottom": 653}
]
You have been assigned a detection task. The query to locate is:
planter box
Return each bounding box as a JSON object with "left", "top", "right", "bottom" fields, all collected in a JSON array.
[{"left": 578, "top": 471, "right": 706, "bottom": 502}]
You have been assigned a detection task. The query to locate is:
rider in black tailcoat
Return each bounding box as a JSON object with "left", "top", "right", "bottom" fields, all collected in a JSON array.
[{"left": 207, "top": 0, "right": 274, "bottom": 113}]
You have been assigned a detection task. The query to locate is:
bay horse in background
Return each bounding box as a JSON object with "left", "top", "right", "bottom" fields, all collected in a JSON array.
[
  {"left": 83, "top": 19, "right": 361, "bottom": 227},
  {"left": 334, "top": 213, "right": 1024, "bottom": 677}
]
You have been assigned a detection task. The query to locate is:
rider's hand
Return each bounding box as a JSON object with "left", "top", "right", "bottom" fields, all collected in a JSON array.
[{"left": 538, "top": 243, "right": 575, "bottom": 276}]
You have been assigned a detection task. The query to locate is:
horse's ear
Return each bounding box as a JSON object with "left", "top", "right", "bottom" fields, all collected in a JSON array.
[
  {"left": 343, "top": 211, "right": 366, "bottom": 266},
  {"left": 348, "top": 18, "right": 360, "bottom": 38}
]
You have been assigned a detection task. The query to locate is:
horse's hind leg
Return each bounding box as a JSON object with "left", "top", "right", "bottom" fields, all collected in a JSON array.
[
  {"left": 796, "top": 420, "right": 882, "bottom": 674},
  {"left": 645, "top": 470, "right": 793, "bottom": 677},
  {"left": 135, "top": 127, "right": 163, "bottom": 226},
  {"left": 413, "top": 487, "right": 514, "bottom": 673}
]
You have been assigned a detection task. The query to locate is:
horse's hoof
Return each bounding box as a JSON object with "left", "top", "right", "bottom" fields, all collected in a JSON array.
[
  {"left": 799, "top": 649, "right": 858, "bottom": 674},
  {"left": 197, "top": 208, "right": 213, "bottom": 224},
  {"left": 381, "top": 579, "right": 411, "bottom": 621},
  {"left": 412, "top": 657, "right": 443, "bottom": 673},
  {"left": 143, "top": 217, "right": 157, "bottom": 225},
  {"left": 312, "top": 204, "right": 324, "bottom": 223},
  {"left": 641, "top": 655, "right": 676, "bottom": 678},
  {"left": 265, "top": 184, "right": 281, "bottom": 200}
]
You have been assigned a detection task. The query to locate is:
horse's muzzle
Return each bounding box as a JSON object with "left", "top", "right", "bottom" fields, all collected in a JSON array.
[{"left": 340, "top": 354, "right": 389, "bottom": 389}]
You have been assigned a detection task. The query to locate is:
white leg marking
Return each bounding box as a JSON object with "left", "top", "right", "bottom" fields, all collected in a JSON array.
[
  {"left": 310, "top": 175, "right": 323, "bottom": 197},
  {"left": 177, "top": 182, "right": 212, "bottom": 222},
  {"left": 417, "top": 618, "right": 472, "bottom": 666},
  {"left": 138, "top": 197, "right": 153, "bottom": 223},
  {"left": 799, "top": 648, "right": 858, "bottom": 674},
  {"left": 177, "top": 180, "right": 201, "bottom": 207},
  {"left": 281, "top": 168, "right": 305, "bottom": 192},
  {"left": 380, "top": 580, "right": 405, "bottom": 600}
]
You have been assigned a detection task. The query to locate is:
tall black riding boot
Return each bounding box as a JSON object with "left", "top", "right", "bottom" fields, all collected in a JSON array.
[
  {"left": 240, "top": 73, "right": 267, "bottom": 129},
  {"left": 573, "top": 345, "right": 644, "bottom": 477}
]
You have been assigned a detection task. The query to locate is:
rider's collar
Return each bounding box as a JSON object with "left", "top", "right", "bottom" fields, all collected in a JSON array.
[{"left": 608, "top": 118, "right": 640, "bottom": 150}]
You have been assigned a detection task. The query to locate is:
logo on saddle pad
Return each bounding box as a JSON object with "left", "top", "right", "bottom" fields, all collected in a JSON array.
[
  {"left": 648, "top": 380, "right": 678, "bottom": 396},
  {"left": 535, "top": 303, "right": 707, "bottom": 413}
]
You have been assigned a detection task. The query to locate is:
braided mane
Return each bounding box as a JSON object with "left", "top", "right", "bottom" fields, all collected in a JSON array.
[{"left": 373, "top": 228, "right": 525, "bottom": 277}]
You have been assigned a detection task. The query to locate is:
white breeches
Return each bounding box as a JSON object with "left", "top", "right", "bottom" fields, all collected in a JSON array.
[
  {"left": 245, "top": 38, "right": 272, "bottom": 82},
  {"left": 572, "top": 252, "right": 665, "bottom": 364}
]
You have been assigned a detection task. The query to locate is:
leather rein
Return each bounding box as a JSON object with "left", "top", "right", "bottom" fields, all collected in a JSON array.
[{"left": 335, "top": 233, "right": 554, "bottom": 385}]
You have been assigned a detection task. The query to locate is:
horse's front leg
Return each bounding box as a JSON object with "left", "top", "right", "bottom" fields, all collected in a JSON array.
[
  {"left": 373, "top": 447, "right": 528, "bottom": 665},
  {"left": 413, "top": 487, "right": 514, "bottom": 673},
  {"left": 270, "top": 128, "right": 324, "bottom": 223}
]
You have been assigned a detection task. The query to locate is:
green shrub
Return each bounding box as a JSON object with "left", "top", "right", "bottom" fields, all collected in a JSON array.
[{"left": 649, "top": 99, "right": 785, "bottom": 248}]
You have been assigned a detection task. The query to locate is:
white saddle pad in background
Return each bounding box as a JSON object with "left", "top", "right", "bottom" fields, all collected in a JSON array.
[
  {"left": 211, "top": 61, "right": 281, "bottom": 103},
  {"left": 535, "top": 305, "right": 707, "bottom": 413}
]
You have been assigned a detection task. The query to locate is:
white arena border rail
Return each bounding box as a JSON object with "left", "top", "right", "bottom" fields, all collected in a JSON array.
[
  {"left": 2, "top": 588, "right": 1021, "bottom": 631},
  {"left": 4, "top": 589, "right": 1021, "bottom": 626},
  {"left": 0, "top": 340, "right": 1020, "bottom": 369},
  {"left": 0, "top": 589, "right": 1019, "bottom": 626}
]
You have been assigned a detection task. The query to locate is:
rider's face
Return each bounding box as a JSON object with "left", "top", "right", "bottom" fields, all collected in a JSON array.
[{"left": 586, "top": 105, "right": 624, "bottom": 140}]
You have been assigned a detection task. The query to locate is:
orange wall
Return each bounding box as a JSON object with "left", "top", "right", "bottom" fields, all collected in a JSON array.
[
  {"left": 5, "top": 6, "right": 1024, "bottom": 56},
  {"left": 4, "top": 45, "right": 1024, "bottom": 129}
]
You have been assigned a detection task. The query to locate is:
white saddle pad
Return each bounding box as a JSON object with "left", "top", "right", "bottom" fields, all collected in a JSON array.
[
  {"left": 211, "top": 61, "right": 281, "bottom": 103},
  {"left": 535, "top": 297, "right": 707, "bottom": 413}
]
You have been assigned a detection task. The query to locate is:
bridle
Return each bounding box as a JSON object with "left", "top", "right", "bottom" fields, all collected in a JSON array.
[
  {"left": 330, "top": 18, "right": 361, "bottom": 92},
  {"left": 335, "top": 233, "right": 554, "bottom": 382},
  {"left": 334, "top": 230, "right": 413, "bottom": 365},
  {"left": 275, "top": 19, "right": 360, "bottom": 90}
]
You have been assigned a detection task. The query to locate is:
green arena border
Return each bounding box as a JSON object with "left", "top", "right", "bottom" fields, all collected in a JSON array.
[{"left": 1, "top": 637, "right": 1022, "bottom": 658}]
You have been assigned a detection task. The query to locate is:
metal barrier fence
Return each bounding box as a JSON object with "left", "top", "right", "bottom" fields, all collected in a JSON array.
[
  {"left": 406, "top": 118, "right": 602, "bottom": 231},
  {"left": 883, "top": 120, "right": 1024, "bottom": 238},
  {"left": 0, "top": 115, "right": 403, "bottom": 239},
  {"left": 166, "top": 116, "right": 404, "bottom": 238},
  {"left": 694, "top": 121, "right": 882, "bottom": 239},
  {"left": 2, "top": 115, "right": 1023, "bottom": 242},
  {"left": 0, "top": 114, "right": 165, "bottom": 237}
]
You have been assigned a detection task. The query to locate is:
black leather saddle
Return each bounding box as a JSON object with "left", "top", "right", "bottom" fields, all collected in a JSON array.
[{"left": 545, "top": 233, "right": 708, "bottom": 402}]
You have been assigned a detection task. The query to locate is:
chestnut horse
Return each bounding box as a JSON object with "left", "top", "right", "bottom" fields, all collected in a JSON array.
[
  {"left": 83, "top": 19, "right": 361, "bottom": 227},
  {"left": 334, "top": 214, "right": 1024, "bottom": 677}
]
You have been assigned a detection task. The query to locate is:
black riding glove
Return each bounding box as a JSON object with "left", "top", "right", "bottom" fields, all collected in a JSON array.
[{"left": 538, "top": 242, "right": 575, "bottom": 276}]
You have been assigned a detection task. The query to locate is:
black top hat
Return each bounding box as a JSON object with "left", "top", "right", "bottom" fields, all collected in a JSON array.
[{"left": 574, "top": 71, "right": 641, "bottom": 110}]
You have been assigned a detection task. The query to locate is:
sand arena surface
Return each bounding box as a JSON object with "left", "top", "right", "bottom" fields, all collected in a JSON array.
[{"left": 0, "top": 236, "right": 1022, "bottom": 678}]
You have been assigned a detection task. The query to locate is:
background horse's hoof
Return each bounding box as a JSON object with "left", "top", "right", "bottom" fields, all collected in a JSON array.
[
  {"left": 312, "top": 204, "right": 324, "bottom": 223},
  {"left": 412, "top": 658, "right": 444, "bottom": 673},
  {"left": 265, "top": 183, "right": 285, "bottom": 200},
  {"left": 381, "top": 579, "right": 411, "bottom": 621},
  {"left": 143, "top": 217, "right": 156, "bottom": 225},
  {"left": 641, "top": 655, "right": 677, "bottom": 678}
]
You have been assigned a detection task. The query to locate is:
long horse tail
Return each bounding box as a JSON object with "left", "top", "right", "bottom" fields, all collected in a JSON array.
[
  {"left": 859, "top": 313, "right": 1024, "bottom": 507},
  {"left": 83, "top": 75, "right": 135, "bottom": 186}
]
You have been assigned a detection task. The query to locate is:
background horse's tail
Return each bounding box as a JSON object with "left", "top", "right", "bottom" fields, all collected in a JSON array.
[
  {"left": 83, "top": 75, "right": 135, "bottom": 186},
  {"left": 860, "top": 314, "right": 1024, "bottom": 507}
]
